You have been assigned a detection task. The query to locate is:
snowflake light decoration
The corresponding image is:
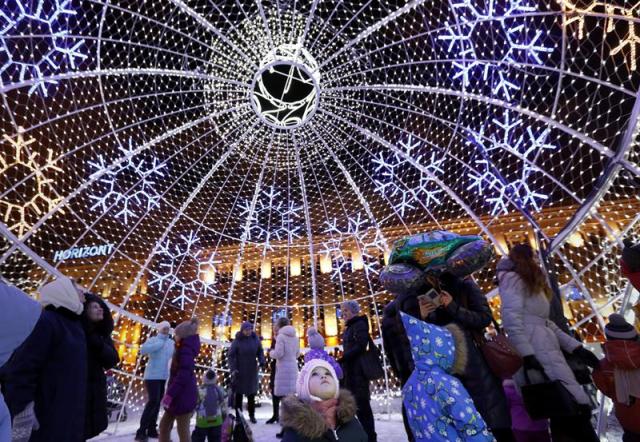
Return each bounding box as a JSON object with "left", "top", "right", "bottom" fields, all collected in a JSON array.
[
  {"left": 564, "top": 0, "right": 640, "bottom": 70},
  {"left": 88, "top": 138, "right": 166, "bottom": 225},
  {"left": 0, "top": 127, "right": 63, "bottom": 237},
  {"left": 148, "top": 231, "right": 217, "bottom": 310},
  {"left": 240, "top": 185, "right": 302, "bottom": 249},
  {"left": 466, "top": 111, "right": 557, "bottom": 215},
  {"left": 322, "top": 213, "right": 386, "bottom": 280},
  {"left": 439, "top": 0, "right": 553, "bottom": 98},
  {"left": 372, "top": 135, "right": 445, "bottom": 215},
  {"left": 0, "top": 0, "right": 87, "bottom": 95}
]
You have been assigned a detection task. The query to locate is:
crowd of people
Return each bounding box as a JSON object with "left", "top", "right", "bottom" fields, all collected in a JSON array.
[{"left": 0, "top": 239, "right": 639, "bottom": 442}]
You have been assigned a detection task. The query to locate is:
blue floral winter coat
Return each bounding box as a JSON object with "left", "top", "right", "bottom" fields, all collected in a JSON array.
[{"left": 400, "top": 312, "right": 494, "bottom": 442}]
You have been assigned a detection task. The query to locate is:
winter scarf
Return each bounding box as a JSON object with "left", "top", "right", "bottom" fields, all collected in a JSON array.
[
  {"left": 311, "top": 398, "right": 338, "bottom": 430},
  {"left": 39, "top": 277, "right": 84, "bottom": 315}
]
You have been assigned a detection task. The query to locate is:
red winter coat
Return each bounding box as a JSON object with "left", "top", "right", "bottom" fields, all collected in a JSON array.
[
  {"left": 593, "top": 339, "right": 640, "bottom": 433},
  {"left": 621, "top": 260, "right": 640, "bottom": 293}
]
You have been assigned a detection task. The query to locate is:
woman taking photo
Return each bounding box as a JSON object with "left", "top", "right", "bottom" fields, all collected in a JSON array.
[{"left": 497, "top": 244, "right": 599, "bottom": 442}]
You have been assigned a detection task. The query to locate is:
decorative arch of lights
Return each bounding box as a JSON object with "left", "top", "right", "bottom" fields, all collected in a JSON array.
[{"left": 0, "top": 0, "right": 639, "bottom": 432}]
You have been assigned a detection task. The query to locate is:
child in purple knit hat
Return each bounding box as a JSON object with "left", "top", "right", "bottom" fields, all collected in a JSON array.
[{"left": 303, "top": 328, "right": 343, "bottom": 379}]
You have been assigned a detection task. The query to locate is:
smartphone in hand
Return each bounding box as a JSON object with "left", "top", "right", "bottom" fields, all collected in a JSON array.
[{"left": 418, "top": 288, "right": 441, "bottom": 308}]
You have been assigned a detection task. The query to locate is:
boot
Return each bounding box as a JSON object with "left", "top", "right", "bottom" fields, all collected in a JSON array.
[
  {"left": 249, "top": 415, "right": 257, "bottom": 424},
  {"left": 147, "top": 427, "right": 160, "bottom": 439},
  {"left": 266, "top": 416, "right": 278, "bottom": 424},
  {"left": 134, "top": 429, "right": 149, "bottom": 442}
]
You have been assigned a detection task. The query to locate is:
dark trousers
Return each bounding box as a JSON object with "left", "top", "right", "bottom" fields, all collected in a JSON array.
[
  {"left": 354, "top": 393, "right": 377, "bottom": 442},
  {"left": 191, "top": 425, "right": 222, "bottom": 442},
  {"left": 138, "top": 379, "right": 166, "bottom": 434},
  {"left": 549, "top": 413, "right": 599, "bottom": 442},
  {"left": 271, "top": 395, "right": 282, "bottom": 420},
  {"left": 401, "top": 403, "right": 415, "bottom": 442},
  {"left": 234, "top": 393, "right": 256, "bottom": 417}
]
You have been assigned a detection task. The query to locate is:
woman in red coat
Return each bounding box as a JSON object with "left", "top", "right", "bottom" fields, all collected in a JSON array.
[{"left": 593, "top": 314, "right": 640, "bottom": 442}]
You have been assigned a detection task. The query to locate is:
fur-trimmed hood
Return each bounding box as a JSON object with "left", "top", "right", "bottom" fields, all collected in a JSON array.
[
  {"left": 400, "top": 312, "right": 468, "bottom": 375},
  {"left": 280, "top": 389, "right": 357, "bottom": 439}
]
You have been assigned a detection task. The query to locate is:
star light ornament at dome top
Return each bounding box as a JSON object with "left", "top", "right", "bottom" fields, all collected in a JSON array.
[
  {"left": 149, "top": 231, "right": 218, "bottom": 310},
  {"left": 466, "top": 111, "right": 557, "bottom": 215},
  {"left": 0, "top": 128, "right": 63, "bottom": 237},
  {"left": 372, "top": 135, "right": 444, "bottom": 216},
  {"left": 0, "top": 0, "right": 87, "bottom": 96},
  {"left": 239, "top": 186, "right": 302, "bottom": 250},
  {"left": 439, "top": 0, "right": 553, "bottom": 99},
  {"left": 88, "top": 139, "right": 166, "bottom": 225},
  {"left": 322, "top": 213, "right": 386, "bottom": 280}
]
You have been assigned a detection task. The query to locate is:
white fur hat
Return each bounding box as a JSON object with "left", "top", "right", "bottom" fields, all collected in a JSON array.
[{"left": 296, "top": 358, "right": 339, "bottom": 402}]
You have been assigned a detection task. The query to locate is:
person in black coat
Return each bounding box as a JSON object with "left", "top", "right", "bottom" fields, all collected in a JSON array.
[
  {"left": 339, "top": 300, "right": 377, "bottom": 442},
  {"left": 1, "top": 277, "right": 88, "bottom": 442},
  {"left": 381, "top": 301, "right": 414, "bottom": 442},
  {"left": 228, "top": 322, "right": 265, "bottom": 423},
  {"left": 82, "top": 293, "right": 120, "bottom": 440},
  {"left": 394, "top": 272, "right": 515, "bottom": 442}
]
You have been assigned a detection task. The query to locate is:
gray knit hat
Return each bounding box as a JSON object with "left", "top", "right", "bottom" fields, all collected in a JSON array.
[
  {"left": 605, "top": 314, "right": 638, "bottom": 340},
  {"left": 307, "top": 327, "right": 325, "bottom": 350}
]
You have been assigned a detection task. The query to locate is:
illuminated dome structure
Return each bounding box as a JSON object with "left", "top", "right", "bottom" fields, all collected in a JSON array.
[{"left": 1, "top": 0, "right": 639, "bottom": 429}]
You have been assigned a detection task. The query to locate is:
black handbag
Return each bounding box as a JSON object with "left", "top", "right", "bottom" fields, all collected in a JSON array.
[
  {"left": 360, "top": 336, "right": 385, "bottom": 381},
  {"left": 520, "top": 368, "right": 581, "bottom": 419},
  {"left": 563, "top": 350, "right": 592, "bottom": 385}
]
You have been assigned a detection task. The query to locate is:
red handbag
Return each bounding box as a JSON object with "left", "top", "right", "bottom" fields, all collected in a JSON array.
[{"left": 474, "top": 318, "right": 523, "bottom": 380}]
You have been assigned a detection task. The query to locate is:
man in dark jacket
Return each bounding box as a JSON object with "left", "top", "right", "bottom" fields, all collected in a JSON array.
[
  {"left": 394, "top": 273, "right": 514, "bottom": 442},
  {"left": 82, "top": 293, "right": 120, "bottom": 439},
  {"left": 228, "top": 322, "right": 265, "bottom": 423},
  {"left": 1, "top": 277, "right": 88, "bottom": 442},
  {"left": 339, "top": 300, "right": 377, "bottom": 442}
]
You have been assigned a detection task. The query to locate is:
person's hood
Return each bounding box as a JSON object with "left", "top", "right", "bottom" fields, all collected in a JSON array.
[
  {"left": 279, "top": 325, "right": 297, "bottom": 338},
  {"left": 0, "top": 282, "right": 42, "bottom": 367},
  {"left": 604, "top": 340, "right": 640, "bottom": 370},
  {"left": 235, "top": 330, "right": 257, "bottom": 340},
  {"left": 82, "top": 292, "right": 114, "bottom": 336},
  {"left": 39, "top": 276, "right": 84, "bottom": 315},
  {"left": 400, "top": 311, "right": 467, "bottom": 374},
  {"left": 280, "top": 389, "right": 357, "bottom": 439}
]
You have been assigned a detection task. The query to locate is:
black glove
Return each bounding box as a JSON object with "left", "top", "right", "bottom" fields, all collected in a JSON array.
[
  {"left": 573, "top": 346, "right": 600, "bottom": 369},
  {"left": 523, "top": 355, "right": 545, "bottom": 372}
]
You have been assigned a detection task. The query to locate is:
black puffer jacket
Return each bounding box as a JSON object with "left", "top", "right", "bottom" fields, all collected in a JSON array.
[
  {"left": 340, "top": 315, "right": 370, "bottom": 399},
  {"left": 82, "top": 293, "right": 119, "bottom": 439},
  {"left": 395, "top": 274, "right": 512, "bottom": 431},
  {"left": 381, "top": 301, "right": 413, "bottom": 385},
  {"left": 2, "top": 306, "right": 87, "bottom": 442},
  {"left": 280, "top": 389, "right": 368, "bottom": 442}
]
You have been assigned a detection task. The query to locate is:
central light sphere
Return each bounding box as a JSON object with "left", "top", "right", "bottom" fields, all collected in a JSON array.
[{"left": 250, "top": 44, "right": 320, "bottom": 129}]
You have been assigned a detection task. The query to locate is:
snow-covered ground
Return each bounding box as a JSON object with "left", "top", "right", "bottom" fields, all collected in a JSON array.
[{"left": 92, "top": 404, "right": 408, "bottom": 441}]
